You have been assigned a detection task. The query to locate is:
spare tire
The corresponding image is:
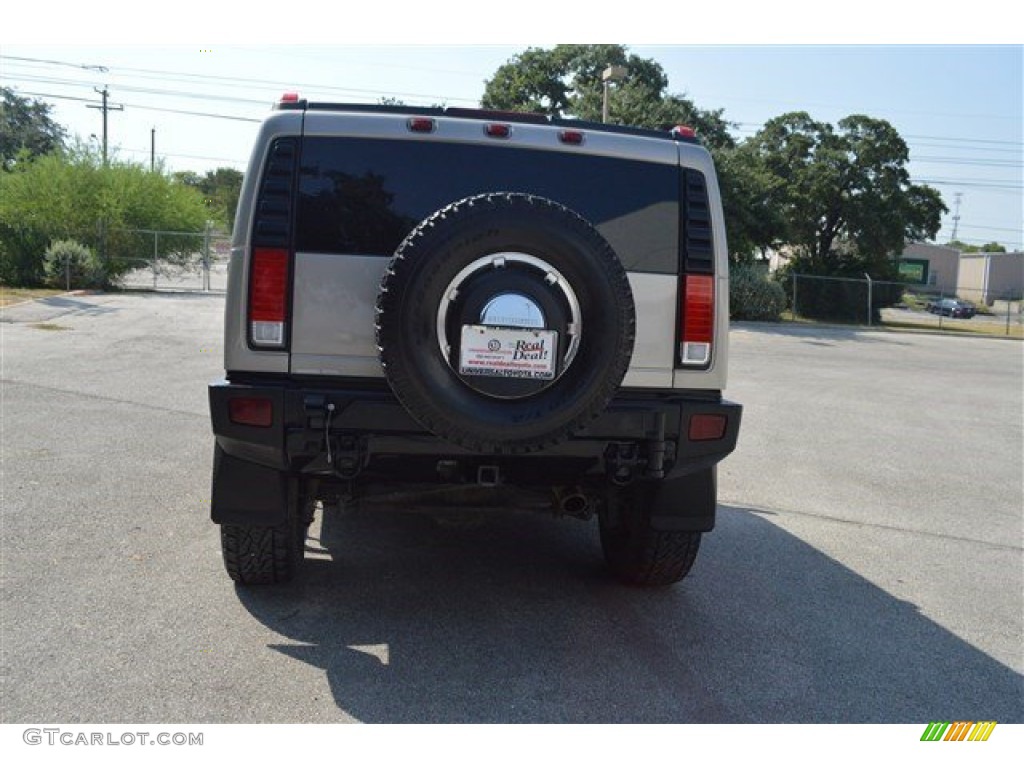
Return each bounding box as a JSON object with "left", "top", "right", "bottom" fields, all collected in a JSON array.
[{"left": 376, "top": 193, "right": 635, "bottom": 453}]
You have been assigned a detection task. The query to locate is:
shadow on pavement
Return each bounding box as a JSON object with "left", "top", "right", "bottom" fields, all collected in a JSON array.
[
  {"left": 1, "top": 294, "right": 121, "bottom": 324},
  {"left": 235, "top": 503, "right": 1022, "bottom": 723}
]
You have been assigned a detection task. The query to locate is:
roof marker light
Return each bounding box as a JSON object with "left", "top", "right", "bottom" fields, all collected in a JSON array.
[
  {"left": 672, "top": 125, "right": 697, "bottom": 139},
  {"left": 485, "top": 123, "right": 511, "bottom": 139},
  {"left": 559, "top": 130, "right": 585, "bottom": 146},
  {"left": 407, "top": 117, "right": 436, "bottom": 134},
  {"left": 280, "top": 93, "right": 300, "bottom": 103}
]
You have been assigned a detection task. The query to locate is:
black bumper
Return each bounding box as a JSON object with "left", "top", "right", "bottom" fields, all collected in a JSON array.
[
  {"left": 211, "top": 376, "right": 745, "bottom": 532},
  {"left": 211, "top": 377, "right": 739, "bottom": 473}
]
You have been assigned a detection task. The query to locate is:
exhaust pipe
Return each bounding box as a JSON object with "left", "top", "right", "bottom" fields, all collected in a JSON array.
[{"left": 553, "top": 487, "right": 591, "bottom": 518}]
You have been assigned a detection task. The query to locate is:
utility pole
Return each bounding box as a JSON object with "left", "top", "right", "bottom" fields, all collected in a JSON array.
[
  {"left": 86, "top": 86, "right": 123, "bottom": 275},
  {"left": 151, "top": 127, "right": 156, "bottom": 171},
  {"left": 950, "top": 192, "right": 963, "bottom": 243},
  {"left": 86, "top": 86, "right": 123, "bottom": 166}
]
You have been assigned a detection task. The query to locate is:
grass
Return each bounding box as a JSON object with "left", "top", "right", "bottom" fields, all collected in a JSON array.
[
  {"left": 29, "top": 323, "right": 73, "bottom": 332},
  {"left": 778, "top": 309, "right": 1022, "bottom": 339},
  {"left": 882, "top": 318, "right": 1023, "bottom": 339},
  {"left": 0, "top": 286, "right": 66, "bottom": 307}
]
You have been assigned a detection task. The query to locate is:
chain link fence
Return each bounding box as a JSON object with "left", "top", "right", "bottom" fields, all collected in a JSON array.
[
  {"left": 43, "top": 224, "right": 232, "bottom": 293},
  {"left": 785, "top": 273, "right": 1023, "bottom": 337},
  {"left": 113, "top": 227, "right": 231, "bottom": 292}
]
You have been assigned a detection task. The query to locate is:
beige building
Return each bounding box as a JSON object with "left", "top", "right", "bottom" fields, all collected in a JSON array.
[
  {"left": 957, "top": 251, "right": 1024, "bottom": 304},
  {"left": 899, "top": 243, "right": 1023, "bottom": 304},
  {"left": 898, "top": 243, "right": 961, "bottom": 294}
]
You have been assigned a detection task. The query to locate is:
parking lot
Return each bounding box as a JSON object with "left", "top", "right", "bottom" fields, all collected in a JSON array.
[{"left": 1, "top": 291, "right": 1021, "bottom": 723}]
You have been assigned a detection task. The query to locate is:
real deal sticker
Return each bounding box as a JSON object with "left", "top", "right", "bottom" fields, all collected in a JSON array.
[{"left": 459, "top": 325, "right": 559, "bottom": 380}]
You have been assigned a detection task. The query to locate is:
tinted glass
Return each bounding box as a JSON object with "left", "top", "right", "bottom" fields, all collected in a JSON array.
[{"left": 296, "top": 137, "right": 680, "bottom": 273}]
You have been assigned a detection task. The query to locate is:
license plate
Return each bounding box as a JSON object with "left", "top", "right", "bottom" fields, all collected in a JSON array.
[{"left": 459, "top": 325, "right": 558, "bottom": 380}]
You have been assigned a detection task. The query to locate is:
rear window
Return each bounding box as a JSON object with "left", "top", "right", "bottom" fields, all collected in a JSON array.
[{"left": 295, "top": 137, "right": 680, "bottom": 274}]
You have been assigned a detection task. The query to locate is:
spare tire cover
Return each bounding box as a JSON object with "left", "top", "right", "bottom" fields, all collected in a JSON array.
[{"left": 375, "top": 192, "right": 635, "bottom": 453}]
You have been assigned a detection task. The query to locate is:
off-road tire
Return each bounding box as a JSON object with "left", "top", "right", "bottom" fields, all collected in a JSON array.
[
  {"left": 221, "top": 494, "right": 314, "bottom": 585},
  {"left": 375, "top": 192, "right": 635, "bottom": 454},
  {"left": 599, "top": 483, "right": 702, "bottom": 586}
]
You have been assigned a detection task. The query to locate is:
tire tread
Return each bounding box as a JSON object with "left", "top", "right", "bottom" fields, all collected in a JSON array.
[{"left": 599, "top": 485, "right": 702, "bottom": 587}]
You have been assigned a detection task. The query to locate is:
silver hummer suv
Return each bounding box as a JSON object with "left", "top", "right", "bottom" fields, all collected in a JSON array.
[{"left": 209, "top": 97, "right": 741, "bottom": 587}]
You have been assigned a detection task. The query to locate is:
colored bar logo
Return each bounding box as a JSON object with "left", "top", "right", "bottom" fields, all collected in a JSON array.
[{"left": 921, "top": 721, "right": 997, "bottom": 742}]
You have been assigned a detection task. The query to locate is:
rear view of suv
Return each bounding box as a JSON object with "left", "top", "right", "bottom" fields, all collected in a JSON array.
[{"left": 209, "top": 98, "right": 741, "bottom": 587}]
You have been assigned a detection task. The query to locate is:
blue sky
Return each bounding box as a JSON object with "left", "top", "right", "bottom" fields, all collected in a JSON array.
[{"left": 2, "top": 21, "right": 1021, "bottom": 250}]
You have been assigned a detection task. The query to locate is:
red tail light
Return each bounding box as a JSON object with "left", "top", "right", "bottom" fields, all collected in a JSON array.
[
  {"left": 249, "top": 247, "right": 288, "bottom": 347},
  {"left": 680, "top": 274, "right": 714, "bottom": 366}
]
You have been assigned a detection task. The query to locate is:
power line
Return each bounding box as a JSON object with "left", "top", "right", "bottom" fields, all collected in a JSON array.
[
  {"left": 5, "top": 54, "right": 1020, "bottom": 150},
  {"left": 0, "top": 54, "right": 108, "bottom": 73},
  {"left": 948, "top": 223, "right": 1023, "bottom": 235},
  {"left": 7, "top": 72, "right": 273, "bottom": 107},
  {"left": 118, "top": 146, "right": 248, "bottom": 165},
  {"left": 904, "top": 132, "right": 1023, "bottom": 148},
  {"left": 911, "top": 155, "right": 1023, "bottom": 168},
  {"left": 2, "top": 55, "right": 477, "bottom": 107},
  {"left": 910, "top": 140, "right": 1022, "bottom": 155},
  {"left": 13, "top": 90, "right": 262, "bottom": 123},
  {"left": 913, "top": 178, "right": 1022, "bottom": 191}
]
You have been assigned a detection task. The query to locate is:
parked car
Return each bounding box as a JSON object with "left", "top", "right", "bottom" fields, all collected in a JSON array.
[{"left": 929, "top": 298, "right": 976, "bottom": 318}]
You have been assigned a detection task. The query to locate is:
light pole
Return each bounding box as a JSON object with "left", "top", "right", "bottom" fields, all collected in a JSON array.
[{"left": 602, "top": 65, "right": 627, "bottom": 123}]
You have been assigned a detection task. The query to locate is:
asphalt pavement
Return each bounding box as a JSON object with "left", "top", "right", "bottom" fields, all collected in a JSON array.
[{"left": 1, "top": 292, "right": 1021, "bottom": 724}]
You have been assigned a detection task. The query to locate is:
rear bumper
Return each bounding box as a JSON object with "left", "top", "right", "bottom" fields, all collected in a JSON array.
[{"left": 210, "top": 376, "right": 741, "bottom": 481}]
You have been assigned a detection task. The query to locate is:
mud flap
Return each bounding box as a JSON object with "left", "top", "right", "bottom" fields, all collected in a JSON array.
[
  {"left": 648, "top": 466, "right": 717, "bottom": 532},
  {"left": 210, "top": 444, "right": 288, "bottom": 526}
]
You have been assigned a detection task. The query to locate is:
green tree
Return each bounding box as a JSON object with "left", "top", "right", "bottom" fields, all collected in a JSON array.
[
  {"left": 0, "top": 146, "right": 209, "bottom": 286},
  {"left": 173, "top": 166, "right": 244, "bottom": 229},
  {"left": 716, "top": 143, "right": 789, "bottom": 264},
  {"left": 978, "top": 242, "right": 1008, "bottom": 253},
  {"left": 481, "top": 44, "right": 734, "bottom": 150},
  {"left": 0, "top": 88, "right": 67, "bottom": 171},
  {"left": 746, "top": 112, "right": 946, "bottom": 277},
  {"left": 482, "top": 45, "right": 789, "bottom": 263},
  {"left": 949, "top": 240, "right": 1007, "bottom": 253}
]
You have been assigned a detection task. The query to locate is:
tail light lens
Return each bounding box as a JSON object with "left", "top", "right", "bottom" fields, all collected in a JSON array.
[
  {"left": 484, "top": 123, "right": 512, "bottom": 138},
  {"left": 249, "top": 247, "right": 288, "bottom": 347},
  {"left": 229, "top": 396, "right": 273, "bottom": 427},
  {"left": 680, "top": 274, "right": 714, "bottom": 366},
  {"left": 407, "top": 117, "right": 436, "bottom": 133},
  {"left": 689, "top": 413, "right": 727, "bottom": 441}
]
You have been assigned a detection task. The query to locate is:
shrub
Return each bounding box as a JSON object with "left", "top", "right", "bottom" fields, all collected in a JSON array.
[
  {"left": 729, "top": 264, "right": 786, "bottom": 321},
  {"left": 0, "top": 149, "right": 209, "bottom": 287},
  {"left": 43, "top": 239, "right": 107, "bottom": 290},
  {"left": 0, "top": 225, "right": 49, "bottom": 286}
]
